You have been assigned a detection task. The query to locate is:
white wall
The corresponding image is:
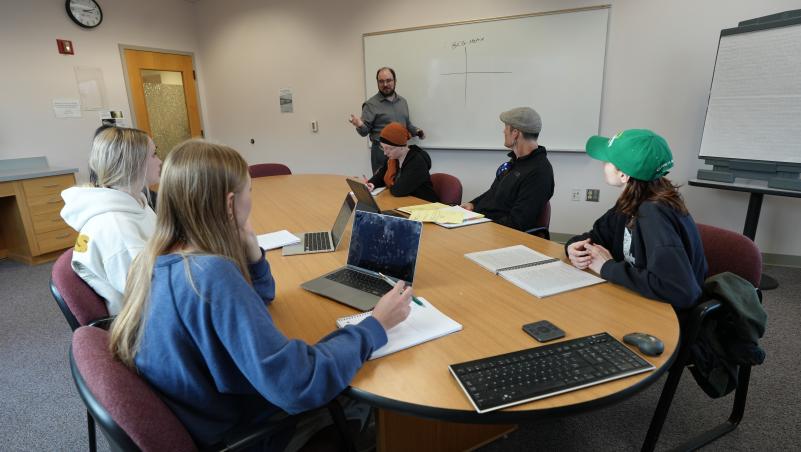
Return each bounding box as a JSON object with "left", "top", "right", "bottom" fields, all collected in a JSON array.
[
  {"left": 0, "top": 0, "right": 200, "bottom": 177},
  {"left": 194, "top": 0, "right": 801, "bottom": 256},
  {"left": 2, "top": 1, "right": 800, "bottom": 256}
]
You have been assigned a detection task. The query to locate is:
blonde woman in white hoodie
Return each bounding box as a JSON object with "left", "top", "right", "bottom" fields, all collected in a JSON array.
[{"left": 61, "top": 127, "right": 162, "bottom": 314}]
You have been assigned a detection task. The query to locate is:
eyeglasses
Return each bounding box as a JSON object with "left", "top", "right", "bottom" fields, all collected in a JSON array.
[
  {"left": 381, "top": 142, "right": 405, "bottom": 152},
  {"left": 496, "top": 161, "right": 512, "bottom": 178}
]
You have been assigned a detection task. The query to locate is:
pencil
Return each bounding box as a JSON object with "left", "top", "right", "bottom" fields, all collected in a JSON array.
[{"left": 377, "top": 272, "right": 425, "bottom": 307}]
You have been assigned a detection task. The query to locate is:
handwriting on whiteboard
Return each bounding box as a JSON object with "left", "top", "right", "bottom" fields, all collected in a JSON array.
[{"left": 451, "top": 37, "right": 485, "bottom": 50}]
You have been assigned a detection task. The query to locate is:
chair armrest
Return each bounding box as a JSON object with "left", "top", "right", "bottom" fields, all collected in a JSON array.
[
  {"left": 50, "top": 277, "right": 81, "bottom": 331},
  {"left": 88, "top": 316, "right": 116, "bottom": 330},
  {"left": 683, "top": 299, "right": 724, "bottom": 348},
  {"left": 207, "top": 415, "right": 298, "bottom": 452},
  {"left": 524, "top": 226, "right": 550, "bottom": 240},
  {"left": 209, "top": 399, "right": 356, "bottom": 452}
]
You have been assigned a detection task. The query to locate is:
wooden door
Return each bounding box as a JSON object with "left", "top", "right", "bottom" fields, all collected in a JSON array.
[{"left": 123, "top": 49, "right": 203, "bottom": 159}]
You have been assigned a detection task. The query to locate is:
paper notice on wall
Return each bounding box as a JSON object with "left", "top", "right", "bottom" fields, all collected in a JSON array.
[
  {"left": 53, "top": 98, "right": 82, "bottom": 118},
  {"left": 280, "top": 88, "right": 293, "bottom": 113},
  {"left": 75, "top": 66, "right": 108, "bottom": 110},
  {"left": 99, "top": 110, "right": 129, "bottom": 128}
]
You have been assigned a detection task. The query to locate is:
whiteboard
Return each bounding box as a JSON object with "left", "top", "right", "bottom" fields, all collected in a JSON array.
[
  {"left": 363, "top": 6, "right": 609, "bottom": 151},
  {"left": 699, "top": 22, "right": 801, "bottom": 164}
]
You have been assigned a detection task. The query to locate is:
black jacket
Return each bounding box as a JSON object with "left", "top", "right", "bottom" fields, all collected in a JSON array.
[
  {"left": 369, "top": 145, "right": 439, "bottom": 202},
  {"left": 565, "top": 201, "right": 708, "bottom": 309},
  {"left": 689, "top": 272, "right": 766, "bottom": 398},
  {"left": 470, "top": 146, "right": 554, "bottom": 231}
]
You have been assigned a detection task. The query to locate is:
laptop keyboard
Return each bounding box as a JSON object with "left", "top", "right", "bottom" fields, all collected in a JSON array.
[
  {"left": 324, "top": 268, "right": 390, "bottom": 297},
  {"left": 304, "top": 232, "right": 332, "bottom": 252},
  {"left": 449, "top": 332, "right": 655, "bottom": 413}
]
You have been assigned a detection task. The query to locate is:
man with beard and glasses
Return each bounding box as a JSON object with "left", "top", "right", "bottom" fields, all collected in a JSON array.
[{"left": 350, "top": 67, "right": 425, "bottom": 173}]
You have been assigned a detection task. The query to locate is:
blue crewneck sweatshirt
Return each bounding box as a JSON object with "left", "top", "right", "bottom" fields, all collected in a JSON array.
[{"left": 134, "top": 252, "right": 387, "bottom": 447}]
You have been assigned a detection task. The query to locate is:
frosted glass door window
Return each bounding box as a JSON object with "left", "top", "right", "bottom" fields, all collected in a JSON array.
[{"left": 141, "top": 70, "right": 191, "bottom": 159}]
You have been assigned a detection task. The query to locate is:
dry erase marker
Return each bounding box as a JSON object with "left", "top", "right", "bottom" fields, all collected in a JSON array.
[{"left": 377, "top": 272, "right": 425, "bottom": 307}]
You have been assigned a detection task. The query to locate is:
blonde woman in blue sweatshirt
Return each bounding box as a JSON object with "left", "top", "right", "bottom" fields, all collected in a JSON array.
[{"left": 110, "top": 140, "right": 411, "bottom": 450}]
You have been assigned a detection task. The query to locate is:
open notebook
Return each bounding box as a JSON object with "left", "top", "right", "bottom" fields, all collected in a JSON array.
[
  {"left": 465, "top": 245, "right": 605, "bottom": 298},
  {"left": 336, "top": 297, "right": 462, "bottom": 359}
]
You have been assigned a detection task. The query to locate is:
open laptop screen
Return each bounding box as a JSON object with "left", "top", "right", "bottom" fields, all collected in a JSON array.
[
  {"left": 348, "top": 210, "right": 422, "bottom": 283},
  {"left": 331, "top": 194, "right": 357, "bottom": 247},
  {"left": 346, "top": 178, "right": 381, "bottom": 213}
]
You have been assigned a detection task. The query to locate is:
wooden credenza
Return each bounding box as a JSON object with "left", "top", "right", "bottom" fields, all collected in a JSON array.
[{"left": 0, "top": 172, "right": 78, "bottom": 264}]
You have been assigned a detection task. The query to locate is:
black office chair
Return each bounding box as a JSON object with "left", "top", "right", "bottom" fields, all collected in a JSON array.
[
  {"left": 641, "top": 223, "right": 764, "bottom": 451},
  {"left": 525, "top": 201, "right": 551, "bottom": 239}
]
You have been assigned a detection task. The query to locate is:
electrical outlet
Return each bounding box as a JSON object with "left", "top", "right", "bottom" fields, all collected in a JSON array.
[
  {"left": 586, "top": 189, "right": 600, "bottom": 202},
  {"left": 571, "top": 189, "right": 581, "bottom": 202}
]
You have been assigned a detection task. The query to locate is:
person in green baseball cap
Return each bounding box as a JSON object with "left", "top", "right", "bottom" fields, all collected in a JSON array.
[{"left": 565, "top": 129, "right": 708, "bottom": 309}]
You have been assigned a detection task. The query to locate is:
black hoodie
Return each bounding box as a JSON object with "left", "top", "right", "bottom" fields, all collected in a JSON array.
[
  {"left": 470, "top": 146, "right": 554, "bottom": 231},
  {"left": 565, "top": 201, "right": 708, "bottom": 309},
  {"left": 368, "top": 145, "right": 439, "bottom": 202}
]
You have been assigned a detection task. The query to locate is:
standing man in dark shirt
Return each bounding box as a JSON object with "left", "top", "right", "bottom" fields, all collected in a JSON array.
[
  {"left": 350, "top": 67, "right": 425, "bottom": 173},
  {"left": 461, "top": 107, "right": 554, "bottom": 232}
]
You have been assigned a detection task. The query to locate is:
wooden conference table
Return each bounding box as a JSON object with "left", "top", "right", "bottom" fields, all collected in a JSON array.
[{"left": 250, "top": 174, "right": 680, "bottom": 451}]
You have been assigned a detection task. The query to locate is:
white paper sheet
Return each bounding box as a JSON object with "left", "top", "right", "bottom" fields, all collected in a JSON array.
[
  {"left": 257, "top": 230, "right": 300, "bottom": 250},
  {"left": 53, "top": 99, "right": 82, "bottom": 118}
]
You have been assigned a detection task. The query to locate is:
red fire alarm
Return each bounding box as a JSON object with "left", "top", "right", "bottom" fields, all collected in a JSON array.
[{"left": 57, "top": 39, "right": 74, "bottom": 55}]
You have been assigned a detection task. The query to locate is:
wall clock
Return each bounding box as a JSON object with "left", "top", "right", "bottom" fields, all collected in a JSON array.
[{"left": 66, "top": 0, "right": 103, "bottom": 29}]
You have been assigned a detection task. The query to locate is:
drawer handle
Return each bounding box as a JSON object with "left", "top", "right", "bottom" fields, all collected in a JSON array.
[
  {"left": 43, "top": 184, "right": 60, "bottom": 188},
  {"left": 48, "top": 199, "right": 61, "bottom": 204},
  {"left": 55, "top": 233, "right": 70, "bottom": 239}
]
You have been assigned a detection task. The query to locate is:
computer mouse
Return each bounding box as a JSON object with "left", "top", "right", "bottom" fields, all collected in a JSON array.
[{"left": 623, "top": 332, "right": 664, "bottom": 357}]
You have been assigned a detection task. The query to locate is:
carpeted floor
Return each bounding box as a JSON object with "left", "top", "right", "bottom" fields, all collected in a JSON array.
[{"left": 0, "top": 258, "right": 798, "bottom": 451}]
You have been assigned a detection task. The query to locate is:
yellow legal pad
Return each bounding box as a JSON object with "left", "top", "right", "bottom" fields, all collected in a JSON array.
[
  {"left": 397, "top": 202, "right": 449, "bottom": 213},
  {"left": 400, "top": 203, "right": 485, "bottom": 224}
]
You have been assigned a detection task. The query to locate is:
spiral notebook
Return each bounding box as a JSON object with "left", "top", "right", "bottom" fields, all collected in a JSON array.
[
  {"left": 465, "top": 245, "right": 605, "bottom": 298},
  {"left": 336, "top": 297, "right": 462, "bottom": 359}
]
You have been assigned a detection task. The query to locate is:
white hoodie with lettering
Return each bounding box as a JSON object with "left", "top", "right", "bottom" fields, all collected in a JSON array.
[{"left": 60, "top": 187, "right": 156, "bottom": 315}]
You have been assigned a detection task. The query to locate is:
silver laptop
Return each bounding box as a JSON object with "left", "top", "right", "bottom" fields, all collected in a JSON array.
[
  {"left": 301, "top": 210, "right": 423, "bottom": 311},
  {"left": 346, "top": 178, "right": 407, "bottom": 217},
  {"left": 283, "top": 194, "right": 356, "bottom": 256}
]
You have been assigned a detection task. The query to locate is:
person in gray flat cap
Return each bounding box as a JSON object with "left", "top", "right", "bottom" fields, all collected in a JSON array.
[{"left": 461, "top": 107, "right": 554, "bottom": 232}]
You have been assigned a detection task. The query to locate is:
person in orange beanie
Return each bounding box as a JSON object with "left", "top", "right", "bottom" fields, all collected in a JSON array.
[{"left": 366, "top": 122, "right": 438, "bottom": 202}]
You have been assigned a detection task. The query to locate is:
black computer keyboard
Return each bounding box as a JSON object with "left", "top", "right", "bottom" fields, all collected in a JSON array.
[
  {"left": 449, "top": 332, "right": 655, "bottom": 413},
  {"left": 304, "top": 232, "right": 332, "bottom": 252},
  {"left": 324, "top": 268, "right": 390, "bottom": 296}
]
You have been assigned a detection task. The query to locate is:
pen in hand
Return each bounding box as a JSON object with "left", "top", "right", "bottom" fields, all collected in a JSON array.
[
  {"left": 361, "top": 174, "right": 375, "bottom": 191},
  {"left": 378, "top": 272, "right": 425, "bottom": 307}
]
